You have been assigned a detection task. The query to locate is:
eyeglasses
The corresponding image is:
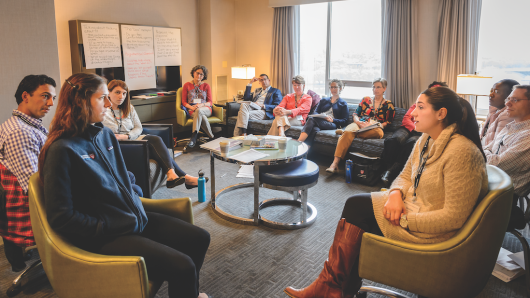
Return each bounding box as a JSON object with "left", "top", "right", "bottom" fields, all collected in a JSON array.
[
  {"left": 505, "top": 97, "right": 529, "bottom": 104},
  {"left": 330, "top": 86, "right": 340, "bottom": 89},
  {"left": 490, "top": 89, "right": 499, "bottom": 94}
]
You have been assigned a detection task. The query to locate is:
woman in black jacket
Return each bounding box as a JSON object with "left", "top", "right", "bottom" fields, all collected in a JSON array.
[
  {"left": 38, "top": 73, "right": 210, "bottom": 298},
  {"left": 297, "top": 79, "right": 349, "bottom": 147}
]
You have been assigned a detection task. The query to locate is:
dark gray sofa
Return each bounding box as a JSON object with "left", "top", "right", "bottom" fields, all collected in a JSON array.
[{"left": 226, "top": 102, "right": 407, "bottom": 158}]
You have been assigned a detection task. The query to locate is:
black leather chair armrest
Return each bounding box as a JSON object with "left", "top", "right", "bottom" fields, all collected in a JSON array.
[
  {"left": 118, "top": 140, "right": 152, "bottom": 198},
  {"left": 227, "top": 102, "right": 242, "bottom": 118},
  {"left": 142, "top": 124, "right": 173, "bottom": 149}
]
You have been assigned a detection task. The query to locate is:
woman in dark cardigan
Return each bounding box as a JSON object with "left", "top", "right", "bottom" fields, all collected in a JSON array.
[{"left": 297, "top": 79, "right": 349, "bottom": 147}]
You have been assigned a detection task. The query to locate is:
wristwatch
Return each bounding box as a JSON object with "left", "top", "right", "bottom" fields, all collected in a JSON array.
[{"left": 400, "top": 214, "right": 408, "bottom": 229}]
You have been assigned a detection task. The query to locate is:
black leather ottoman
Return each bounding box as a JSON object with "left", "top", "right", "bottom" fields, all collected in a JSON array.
[{"left": 258, "top": 159, "right": 319, "bottom": 229}]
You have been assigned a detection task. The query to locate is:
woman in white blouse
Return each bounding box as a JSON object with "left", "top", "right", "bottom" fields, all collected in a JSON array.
[{"left": 102, "top": 80, "right": 204, "bottom": 189}]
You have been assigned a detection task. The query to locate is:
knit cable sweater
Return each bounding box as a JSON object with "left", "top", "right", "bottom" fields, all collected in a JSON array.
[{"left": 371, "top": 123, "right": 488, "bottom": 244}]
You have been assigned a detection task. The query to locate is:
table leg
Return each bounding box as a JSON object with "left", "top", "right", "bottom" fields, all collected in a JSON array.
[
  {"left": 301, "top": 189, "right": 308, "bottom": 224},
  {"left": 210, "top": 152, "right": 215, "bottom": 203},
  {"left": 253, "top": 163, "right": 260, "bottom": 225}
]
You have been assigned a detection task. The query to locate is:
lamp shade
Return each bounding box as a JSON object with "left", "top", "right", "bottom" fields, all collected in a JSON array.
[
  {"left": 231, "top": 66, "right": 255, "bottom": 79},
  {"left": 456, "top": 74, "right": 493, "bottom": 96}
]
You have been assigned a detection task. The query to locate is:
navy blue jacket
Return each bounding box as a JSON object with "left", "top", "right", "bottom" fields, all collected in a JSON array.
[
  {"left": 243, "top": 85, "right": 283, "bottom": 119},
  {"left": 43, "top": 123, "right": 148, "bottom": 246},
  {"left": 314, "top": 97, "right": 349, "bottom": 128}
]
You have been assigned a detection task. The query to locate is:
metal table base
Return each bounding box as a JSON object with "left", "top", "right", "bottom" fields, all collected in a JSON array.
[{"left": 209, "top": 150, "right": 317, "bottom": 229}]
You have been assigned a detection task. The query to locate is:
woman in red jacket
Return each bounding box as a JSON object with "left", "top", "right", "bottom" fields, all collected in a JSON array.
[
  {"left": 267, "top": 75, "right": 312, "bottom": 137},
  {"left": 182, "top": 65, "right": 214, "bottom": 148}
]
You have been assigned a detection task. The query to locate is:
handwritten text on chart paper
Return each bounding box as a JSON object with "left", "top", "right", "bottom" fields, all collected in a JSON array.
[
  {"left": 81, "top": 23, "right": 122, "bottom": 68},
  {"left": 154, "top": 27, "right": 182, "bottom": 66},
  {"left": 121, "top": 25, "right": 157, "bottom": 90}
]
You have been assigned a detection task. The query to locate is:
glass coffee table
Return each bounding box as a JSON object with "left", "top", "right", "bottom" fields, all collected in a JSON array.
[{"left": 209, "top": 136, "right": 317, "bottom": 228}]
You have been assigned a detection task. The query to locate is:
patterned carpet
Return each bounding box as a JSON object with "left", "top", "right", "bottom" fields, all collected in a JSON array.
[{"left": 0, "top": 149, "right": 528, "bottom": 298}]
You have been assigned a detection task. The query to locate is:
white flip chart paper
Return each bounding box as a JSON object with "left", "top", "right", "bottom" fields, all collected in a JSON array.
[
  {"left": 121, "top": 25, "right": 156, "bottom": 90},
  {"left": 81, "top": 23, "right": 122, "bottom": 69},
  {"left": 154, "top": 27, "right": 182, "bottom": 66}
]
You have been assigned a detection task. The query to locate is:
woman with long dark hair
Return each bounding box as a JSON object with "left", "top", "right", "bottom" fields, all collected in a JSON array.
[
  {"left": 284, "top": 87, "right": 488, "bottom": 298},
  {"left": 39, "top": 73, "right": 210, "bottom": 298},
  {"left": 102, "top": 79, "right": 204, "bottom": 189}
]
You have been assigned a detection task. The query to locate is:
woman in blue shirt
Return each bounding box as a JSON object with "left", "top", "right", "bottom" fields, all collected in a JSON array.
[{"left": 297, "top": 79, "right": 349, "bottom": 147}]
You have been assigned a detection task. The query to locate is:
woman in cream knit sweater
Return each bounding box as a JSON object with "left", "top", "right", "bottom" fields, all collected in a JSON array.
[{"left": 285, "top": 87, "right": 488, "bottom": 298}]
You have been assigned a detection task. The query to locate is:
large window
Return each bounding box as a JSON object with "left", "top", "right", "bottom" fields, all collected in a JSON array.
[
  {"left": 475, "top": 0, "right": 530, "bottom": 115},
  {"left": 299, "top": 0, "right": 382, "bottom": 102}
]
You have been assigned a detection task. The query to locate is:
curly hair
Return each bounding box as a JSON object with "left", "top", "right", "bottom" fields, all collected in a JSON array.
[
  {"left": 190, "top": 65, "right": 209, "bottom": 81},
  {"left": 329, "top": 79, "right": 345, "bottom": 92},
  {"left": 38, "top": 73, "right": 107, "bottom": 181},
  {"left": 14, "top": 74, "right": 56, "bottom": 104}
]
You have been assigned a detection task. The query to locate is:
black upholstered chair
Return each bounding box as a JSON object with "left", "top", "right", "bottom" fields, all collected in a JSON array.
[{"left": 119, "top": 124, "right": 173, "bottom": 198}]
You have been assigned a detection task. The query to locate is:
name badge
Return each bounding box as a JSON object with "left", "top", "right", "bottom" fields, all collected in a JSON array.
[
  {"left": 296, "top": 115, "right": 303, "bottom": 121},
  {"left": 193, "top": 98, "right": 201, "bottom": 104}
]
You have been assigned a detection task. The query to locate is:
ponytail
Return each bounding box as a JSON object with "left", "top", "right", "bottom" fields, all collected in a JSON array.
[
  {"left": 457, "top": 97, "right": 486, "bottom": 161},
  {"left": 421, "top": 87, "right": 486, "bottom": 161}
]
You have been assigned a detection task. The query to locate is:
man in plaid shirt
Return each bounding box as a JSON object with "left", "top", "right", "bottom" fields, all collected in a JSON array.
[
  {"left": 484, "top": 85, "right": 530, "bottom": 198},
  {"left": 0, "top": 74, "right": 56, "bottom": 271}
]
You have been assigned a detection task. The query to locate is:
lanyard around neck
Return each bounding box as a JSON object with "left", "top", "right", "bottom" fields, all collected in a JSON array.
[
  {"left": 111, "top": 109, "right": 123, "bottom": 133},
  {"left": 413, "top": 136, "right": 431, "bottom": 198},
  {"left": 14, "top": 114, "right": 47, "bottom": 136}
]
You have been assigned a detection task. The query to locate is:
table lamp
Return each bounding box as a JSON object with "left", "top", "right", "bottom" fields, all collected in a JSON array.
[
  {"left": 456, "top": 74, "right": 493, "bottom": 113},
  {"left": 231, "top": 65, "right": 255, "bottom": 80}
]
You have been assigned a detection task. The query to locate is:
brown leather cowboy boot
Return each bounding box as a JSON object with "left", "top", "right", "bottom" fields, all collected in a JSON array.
[{"left": 284, "top": 219, "right": 365, "bottom": 298}]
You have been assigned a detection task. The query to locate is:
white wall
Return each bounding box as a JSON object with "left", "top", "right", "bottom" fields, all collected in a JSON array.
[
  {"left": 0, "top": 0, "right": 61, "bottom": 128},
  {"left": 233, "top": 0, "right": 275, "bottom": 95},
  {"left": 54, "top": 0, "right": 200, "bottom": 83}
]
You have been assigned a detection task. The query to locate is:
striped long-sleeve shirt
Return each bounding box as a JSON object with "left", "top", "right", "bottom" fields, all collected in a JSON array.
[
  {"left": 0, "top": 110, "right": 48, "bottom": 193},
  {"left": 484, "top": 119, "right": 530, "bottom": 197}
]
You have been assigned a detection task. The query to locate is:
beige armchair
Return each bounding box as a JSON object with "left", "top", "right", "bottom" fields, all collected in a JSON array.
[
  {"left": 358, "top": 165, "right": 514, "bottom": 298},
  {"left": 28, "top": 173, "right": 194, "bottom": 298}
]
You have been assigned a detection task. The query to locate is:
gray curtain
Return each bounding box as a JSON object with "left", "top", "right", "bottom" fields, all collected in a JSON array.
[
  {"left": 271, "top": 6, "right": 297, "bottom": 95},
  {"left": 381, "top": 0, "right": 421, "bottom": 109},
  {"left": 436, "top": 0, "right": 482, "bottom": 90}
]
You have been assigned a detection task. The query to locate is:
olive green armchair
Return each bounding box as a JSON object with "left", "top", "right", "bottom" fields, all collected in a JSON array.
[
  {"left": 28, "top": 173, "right": 194, "bottom": 298},
  {"left": 358, "top": 165, "right": 514, "bottom": 298},
  {"left": 176, "top": 87, "right": 224, "bottom": 151}
]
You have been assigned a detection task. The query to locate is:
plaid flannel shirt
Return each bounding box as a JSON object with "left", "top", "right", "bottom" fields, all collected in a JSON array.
[{"left": 0, "top": 110, "right": 48, "bottom": 193}]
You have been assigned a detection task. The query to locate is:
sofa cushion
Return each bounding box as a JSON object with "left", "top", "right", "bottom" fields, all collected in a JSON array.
[
  {"left": 226, "top": 106, "right": 408, "bottom": 158},
  {"left": 306, "top": 90, "right": 322, "bottom": 115}
]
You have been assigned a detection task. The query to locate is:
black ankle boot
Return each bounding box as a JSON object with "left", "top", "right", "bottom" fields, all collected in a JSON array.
[
  {"left": 188, "top": 131, "right": 198, "bottom": 148},
  {"left": 381, "top": 163, "right": 402, "bottom": 188}
]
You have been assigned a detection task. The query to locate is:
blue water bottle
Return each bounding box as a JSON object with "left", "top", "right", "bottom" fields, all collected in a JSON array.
[
  {"left": 345, "top": 160, "right": 353, "bottom": 184},
  {"left": 198, "top": 170, "right": 206, "bottom": 202}
]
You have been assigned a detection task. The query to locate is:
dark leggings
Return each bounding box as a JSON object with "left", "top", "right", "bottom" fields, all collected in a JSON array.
[
  {"left": 143, "top": 135, "right": 186, "bottom": 177},
  {"left": 341, "top": 193, "right": 383, "bottom": 236},
  {"left": 301, "top": 117, "right": 337, "bottom": 146},
  {"left": 341, "top": 193, "right": 383, "bottom": 284},
  {"left": 88, "top": 212, "right": 210, "bottom": 298}
]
